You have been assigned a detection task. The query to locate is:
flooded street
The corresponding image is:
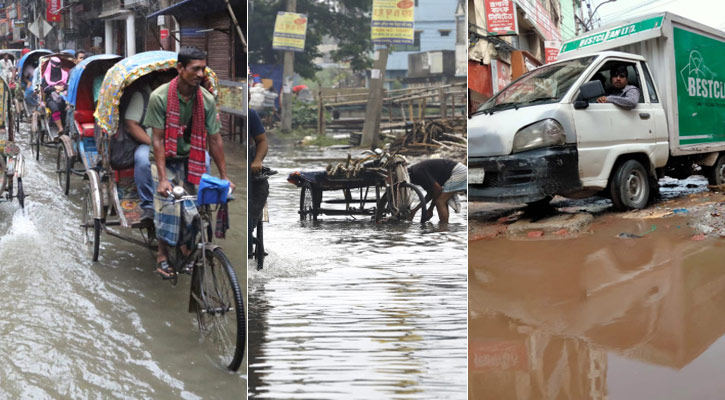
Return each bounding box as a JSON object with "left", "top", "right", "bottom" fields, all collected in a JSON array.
[
  {"left": 0, "top": 124, "right": 246, "bottom": 399},
  {"left": 248, "top": 144, "right": 467, "bottom": 399},
  {"left": 469, "top": 183, "right": 725, "bottom": 399}
]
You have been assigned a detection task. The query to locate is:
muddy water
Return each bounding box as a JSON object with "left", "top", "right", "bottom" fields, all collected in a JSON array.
[
  {"left": 469, "top": 216, "right": 725, "bottom": 400},
  {"left": 0, "top": 125, "right": 246, "bottom": 399},
  {"left": 248, "top": 144, "right": 468, "bottom": 399}
]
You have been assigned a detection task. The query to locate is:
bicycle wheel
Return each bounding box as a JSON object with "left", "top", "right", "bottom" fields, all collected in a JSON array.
[
  {"left": 56, "top": 145, "right": 71, "bottom": 195},
  {"left": 193, "top": 247, "right": 245, "bottom": 371},
  {"left": 16, "top": 177, "right": 24, "bottom": 209},
  {"left": 255, "top": 219, "right": 265, "bottom": 270},
  {"left": 82, "top": 184, "right": 101, "bottom": 261},
  {"left": 399, "top": 182, "right": 426, "bottom": 223},
  {"left": 299, "top": 182, "right": 317, "bottom": 220}
]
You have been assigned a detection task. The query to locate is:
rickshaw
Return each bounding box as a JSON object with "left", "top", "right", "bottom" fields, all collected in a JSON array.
[
  {"left": 0, "top": 76, "right": 25, "bottom": 209},
  {"left": 30, "top": 52, "right": 77, "bottom": 160},
  {"left": 14, "top": 49, "right": 51, "bottom": 134},
  {"left": 84, "top": 51, "right": 243, "bottom": 371},
  {"left": 56, "top": 54, "right": 122, "bottom": 195},
  {"left": 287, "top": 150, "right": 427, "bottom": 223}
]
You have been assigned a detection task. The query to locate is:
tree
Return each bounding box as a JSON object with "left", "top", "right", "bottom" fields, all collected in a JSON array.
[{"left": 249, "top": 0, "right": 373, "bottom": 79}]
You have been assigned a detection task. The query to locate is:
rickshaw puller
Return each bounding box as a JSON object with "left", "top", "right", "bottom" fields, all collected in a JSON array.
[{"left": 144, "top": 46, "right": 235, "bottom": 279}]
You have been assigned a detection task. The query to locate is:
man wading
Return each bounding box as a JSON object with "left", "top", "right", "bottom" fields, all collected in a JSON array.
[{"left": 144, "top": 46, "right": 235, "bottom": 279}]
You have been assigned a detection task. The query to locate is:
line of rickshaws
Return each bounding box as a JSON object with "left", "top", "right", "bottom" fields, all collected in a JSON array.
[{"left": 4, "top": 49, "right": 244, "bottom": 371}]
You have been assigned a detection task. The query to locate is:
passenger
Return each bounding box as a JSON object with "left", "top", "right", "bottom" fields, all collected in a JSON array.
[
  {"left": 248, "top": 108, "right": 268, "bottom": 252},
  {"left": 143, "top": 46, "right": 235, "bottom": 279},
  {"left": 76, "top": 49, "right": 87, "bottom": 62},
  {"left": 22, "top": 62, "right": 36, "bottom": 107},
  {"left": 123, "top": 72, "right": 175, "bottom": 223},
  {"left": 407, "top": 158, "right": 467, "bottom": 224},
  {"left": 41, "top": 57, "right": 69, "bottom": 134},
  {"left": 596, "top": 65, "right": 640, "bottom": 110}
]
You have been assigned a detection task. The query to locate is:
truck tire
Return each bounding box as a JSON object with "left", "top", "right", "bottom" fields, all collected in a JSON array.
[
  {"left": 708, "top": 154, "right": 725, "bottom": 185},
  {"left": 610, "top": 159, "right": 650, "bottom": 210}
]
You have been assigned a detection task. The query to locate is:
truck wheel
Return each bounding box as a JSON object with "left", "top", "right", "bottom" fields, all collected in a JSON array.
[
  {"left": 708, "top": 154, "right": 725, "bottom": 185},
  {"left": 610, "top": 160, "right": 650, "bottom": 210}
]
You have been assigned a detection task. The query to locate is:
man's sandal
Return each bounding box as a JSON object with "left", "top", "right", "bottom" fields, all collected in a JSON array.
[{"left": 157, "top": 260, "right": 177, "bottom": 281}]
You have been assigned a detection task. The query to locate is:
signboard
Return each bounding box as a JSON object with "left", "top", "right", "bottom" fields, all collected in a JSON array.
[
  {"left": 674, "top": 27, "right": 725, "bottom": 145},
  {"left": 560, "top": 15, "right": 664, "bottom": 54},
  {"left": 371, "top": 0, "right": 415, "bottom": 45},
  {"left": 545, "top": 40, "right": 560, "bottom": 64},
  {"left": 484, "top": 0, "right": 517, "bottom": 36},
  {"left": 491, "top": 59, "right": 511, "bottom": 94},
  {"left": 13, "top": 20, "right": 24, "bottom": 28},
  {"left": 160, "top": 28, "right": 169, "bottom": 40},
  {"left": 514, "top": 0, "right": 560, "bottom": 41},
  {"left": 272, "top": 12, "right": 308, "bottom": 52},
  {"left": 218, "top": 79, "right": 247, "bottom": 116},
  {"left": 46, "top": 0, "right": 61, "bottom": 23}
]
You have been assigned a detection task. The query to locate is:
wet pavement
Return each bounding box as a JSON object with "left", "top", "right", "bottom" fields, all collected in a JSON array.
[
  {"left": 469, "top": 176, "right": 725, "bottom": 399},
  {"left": 248, "top": 143, "right": 467, "bottom": 399},
  {"left": 0, "top": 124, "right": 246, "bottom": 399}
]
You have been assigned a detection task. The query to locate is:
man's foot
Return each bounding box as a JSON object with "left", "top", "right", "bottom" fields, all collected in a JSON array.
[{"left": 157, "top": 260, "right": 177, "bottom": 284}]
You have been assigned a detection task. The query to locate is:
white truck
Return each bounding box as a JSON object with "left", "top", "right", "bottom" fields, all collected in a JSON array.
[{"left": 468, "top": 12, "right": 725, "bottom": 210}]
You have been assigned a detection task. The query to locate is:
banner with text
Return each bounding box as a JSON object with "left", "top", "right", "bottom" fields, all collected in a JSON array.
[
  {"left": 46, "top": 0, "right": 61, "bottom": 23},
  {"left": 272, "top": 12, "right": 308, "bottom": 52},
  {"left": 371, "top": 0, "right": 415, "bottom": 45},
  {"left": 545, "top": 40, "right": 560, "bottom": 64},
  {"left": 485, "top": 0, "right": 517, "bottom": 36}
]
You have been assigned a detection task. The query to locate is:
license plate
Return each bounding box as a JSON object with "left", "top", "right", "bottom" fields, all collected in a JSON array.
[{"left": 469, "top": 168, "right": 485, "bottom": 184}]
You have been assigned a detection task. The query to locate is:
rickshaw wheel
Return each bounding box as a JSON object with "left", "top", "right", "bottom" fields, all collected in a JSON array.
[
  {"left": 299, "top": 182, "right": 317, "bottom": 220},
  {"left": 375, "top": 191, "right": 389, "bottom": 223},
  {"left": 82, "top": 184, "right": 101, "bottom": 261},
  {"left": 255, "top": 219, "right": 265, "bottom": 270},
  {"left": 193, "top": 247, "right": 245, "bottom": 371},
  {"left": 56, "top": 145, "right": 71, "bottom": 195},
  {"left": 16, "top": 177, "right": 24, "bottom": 209}
]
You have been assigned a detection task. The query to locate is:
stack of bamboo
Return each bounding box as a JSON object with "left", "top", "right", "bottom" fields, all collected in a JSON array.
[{"left": 388, "top": 119, "right": 467, "bottom": 156}]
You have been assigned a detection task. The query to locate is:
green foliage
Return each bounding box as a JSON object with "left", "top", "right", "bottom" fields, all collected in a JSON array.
[
  {"left": 292, "top": 99, "right": 319, "bottom": 128},
  {"left": 249, "top": 0, "right": 374, "bottom": 79}
]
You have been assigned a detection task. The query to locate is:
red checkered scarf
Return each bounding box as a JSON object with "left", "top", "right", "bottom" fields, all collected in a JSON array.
[{"left": 164, "top": 76, "right": 206, "bottom": 184}]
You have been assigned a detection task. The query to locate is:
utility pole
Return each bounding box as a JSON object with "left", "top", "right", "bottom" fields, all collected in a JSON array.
[
  {"left": 280, "top": 0, "right": 296, "bottom": 133},
  {"left": 360, "top": 46, "right": 389, "bottom": 149}
]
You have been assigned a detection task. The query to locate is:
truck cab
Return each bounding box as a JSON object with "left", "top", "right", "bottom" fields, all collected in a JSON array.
[{"left": 469, "top": 13, "right": 725, "bottom": 210}]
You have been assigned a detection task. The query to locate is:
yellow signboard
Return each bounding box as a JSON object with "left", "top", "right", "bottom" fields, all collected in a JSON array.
[
  {"left": 272, "top": 12, "right": 308, "bottom": 52},
  {"left": 371, "top": 0, "right": 415, "bottom": 45}
]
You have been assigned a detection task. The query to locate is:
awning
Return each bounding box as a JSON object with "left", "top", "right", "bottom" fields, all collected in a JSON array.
[{"left": 147, "top": 0, "right": 229, "bottom": 19}]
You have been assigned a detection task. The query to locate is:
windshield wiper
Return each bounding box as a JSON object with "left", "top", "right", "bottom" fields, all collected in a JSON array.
[
  {"left": 525, "top": 96, "right": 559, "bottom": 104},
  {"left": 476, "top": 102, "right": 520, "bottom": 115}
]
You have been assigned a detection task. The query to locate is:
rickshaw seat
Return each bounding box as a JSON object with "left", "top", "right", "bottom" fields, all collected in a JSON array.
[{"left": 74, "top": 110, "right": 95, "bottom": 137}]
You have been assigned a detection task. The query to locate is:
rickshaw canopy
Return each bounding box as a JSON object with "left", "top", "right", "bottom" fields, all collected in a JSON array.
[
  {"left": 67, "top": 54, "right": 122, "bottom": 107},
  {"left": 94, "top": 50, "right": 219, "bottom": 135},
  {"left": 16, "top": 49, "right": 51, "bottom": 78}
]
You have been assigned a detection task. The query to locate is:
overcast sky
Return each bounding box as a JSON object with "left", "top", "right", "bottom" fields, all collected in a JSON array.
[{"left": 590, "top": 0, "right": 725, "bottom": 31}]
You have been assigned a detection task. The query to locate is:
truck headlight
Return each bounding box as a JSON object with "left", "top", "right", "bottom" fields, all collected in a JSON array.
[{"left": 512, "top": 119, "right": 565, "bottom": 153}]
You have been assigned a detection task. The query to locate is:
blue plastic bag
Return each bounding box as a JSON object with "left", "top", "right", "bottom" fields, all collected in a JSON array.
[{"left": 197, "top": 173, "right": 230, "bottom": 205}]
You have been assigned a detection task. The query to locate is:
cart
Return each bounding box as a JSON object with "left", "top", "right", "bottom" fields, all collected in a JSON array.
[
  {"left": 287, "top": 152, "right": 426, "bottom": 223},
  {"left": 0, "top": 76, "right": 26, "bottom": 208}
]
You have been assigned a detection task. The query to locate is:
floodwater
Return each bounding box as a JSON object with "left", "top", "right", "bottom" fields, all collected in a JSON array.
[
  {"left": 248, "top": 144, "right": 468, "bottom": 399},
  {"left": 469, "top": 215, "right": 725, "bottom": 400},
  {"left": 0, "top": 124, "right": 247, "bottom": 399}
]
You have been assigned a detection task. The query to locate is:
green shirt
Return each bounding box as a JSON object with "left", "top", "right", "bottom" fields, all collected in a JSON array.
[{"left": 143, "top": 82, "right": 220, "bottom": 158}]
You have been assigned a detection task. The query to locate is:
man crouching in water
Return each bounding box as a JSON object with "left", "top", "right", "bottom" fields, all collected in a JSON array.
[{"left": 144, "top": 46, "right": 236, "bottom": 279}]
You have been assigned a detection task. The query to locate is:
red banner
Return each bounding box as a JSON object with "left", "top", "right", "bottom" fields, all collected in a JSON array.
[
  {"left": 484, "top": 0, "right": 517, "bottom": 36},
  {"left": 46, "top": 0, "right": 61, "bottom": 23}
]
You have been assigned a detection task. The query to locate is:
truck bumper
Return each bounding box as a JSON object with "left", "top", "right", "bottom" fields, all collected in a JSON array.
[{"left": 468, "top": 145, "right": 582, "bottom": 204}]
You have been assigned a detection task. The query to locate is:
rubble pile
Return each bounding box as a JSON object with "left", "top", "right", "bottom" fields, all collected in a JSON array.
[{"left": 388, "top": 119, "right": 467, "bottom": 158}]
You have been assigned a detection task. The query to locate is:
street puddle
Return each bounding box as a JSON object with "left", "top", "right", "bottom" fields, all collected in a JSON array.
[{"left": 469, "top": 215, "right": 725, "bottom": 399}]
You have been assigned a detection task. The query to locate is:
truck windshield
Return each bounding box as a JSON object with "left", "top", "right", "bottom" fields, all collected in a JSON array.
[{"left": 478, "top": 56, "right": 595, "bottom": 113}]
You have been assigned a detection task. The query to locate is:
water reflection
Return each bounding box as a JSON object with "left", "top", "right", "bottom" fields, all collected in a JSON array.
[
  {"left": 249, "top": 144, "right": 467, "bottom": 399},
  {"left": 469, "top": 218, "right": 725, "bottom": 399}
]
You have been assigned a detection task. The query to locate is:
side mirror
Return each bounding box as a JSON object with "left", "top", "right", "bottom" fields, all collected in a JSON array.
[
  {"left": 579, "top": 80, "right": 605, "bottom": 101},
  {"left": 574, "top": 100, "right": 589, "bottom": 109}
]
